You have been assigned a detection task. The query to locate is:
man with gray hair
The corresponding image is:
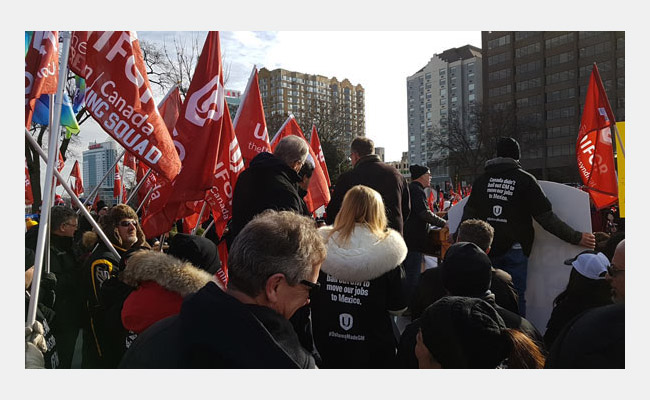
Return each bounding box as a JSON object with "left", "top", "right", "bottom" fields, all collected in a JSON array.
[
  {"left": 228, "top": 135, "right": 311, "bottom": 248},
  {"left": 119, "top": 210, "right": 327, "bottom": 368}
]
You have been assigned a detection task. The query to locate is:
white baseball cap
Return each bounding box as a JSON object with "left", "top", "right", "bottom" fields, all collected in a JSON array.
[{"left": 564, "top": 250, "right": 609, "bottom": 280}]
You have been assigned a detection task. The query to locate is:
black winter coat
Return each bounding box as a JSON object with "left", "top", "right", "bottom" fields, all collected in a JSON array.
[
  {"left": 326, "top": 155, "right": 410, "bottom": 235},
  {"left": 228, "top": 152, "right": 307, "bottom": 247},
  {"left": 119, "top": 282, "right": 315, "bottom": 368},
  {"left": 404, "top": 181, "right": 446, "bottom": 252}
]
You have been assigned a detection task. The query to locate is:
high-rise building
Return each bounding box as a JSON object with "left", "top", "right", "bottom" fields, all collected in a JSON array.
[
  {"left": 375, "top": 147, "right": 385, "bottom": 162},
  {"left": 83, "top": 140, "right": 117, "bottom": 205},
  {"left": 481, "top": 31, "right": 624, "bottom": 183},
  {"left": 258, "top": 67, "right": 365, "bottom": 153},
  {"left": 406, "top": 45, "right": 482, "bottom": 187}
]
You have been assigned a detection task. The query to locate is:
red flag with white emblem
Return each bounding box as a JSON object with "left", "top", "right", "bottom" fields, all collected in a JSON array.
[
  {"left": 25, "top": 161, "right": 34, "bottom": 205},
  {"left": 270, "top": 116, "right": 330, "bottom": 213},
  {"left": 25, "top": 31, "right": 59, "bottom": 128},
  {"left": 114, "top": 164, "right": 122, "bottom": 199},
  {"left": 70, "top": 160, "right": 84, "bottom": 197},
  {"left": 576, "top": 64, "right": 618, "bottom": 210},
  {"left": 83, "top": 31, "right": 180, "bottom": 182},
  {"left": 233, "top": 67, "right": 271, "bottom": 167},
  {"left": 142, "top": 32, "right": 229, "bottom": 238},
  {"left": 309, "top": 125, "right": 331, "bottom": 187}
]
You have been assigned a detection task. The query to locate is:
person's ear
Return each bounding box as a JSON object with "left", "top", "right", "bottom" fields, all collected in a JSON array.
[{"left": 265, "top": 273, "right": 285, "bottom": 303}]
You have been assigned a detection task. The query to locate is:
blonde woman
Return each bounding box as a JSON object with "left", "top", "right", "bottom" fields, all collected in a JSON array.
[{"left": 310, "top": 185, "right": 407, "bottom": 368}]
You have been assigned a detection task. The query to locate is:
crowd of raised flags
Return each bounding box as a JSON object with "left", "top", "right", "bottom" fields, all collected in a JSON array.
[{"left": 25, "top": 31, "right": 624, "bottom": 332}]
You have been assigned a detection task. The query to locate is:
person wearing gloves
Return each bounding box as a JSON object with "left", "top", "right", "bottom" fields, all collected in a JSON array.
[{"left": 311, "top": 185, "right": 408, "bottom": 368}]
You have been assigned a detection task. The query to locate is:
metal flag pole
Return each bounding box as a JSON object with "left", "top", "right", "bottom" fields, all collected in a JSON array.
[
  {"left": 232, "top": 65, "right": 256, "bottom": 129},
  {"left": 135, "top": 186, "right": 155, "bottom": 215},
  {"left": 126, "top": 169, "right": 153, "bottom": 205},
  {"left": 27, "top": 31, "right": 71, "bottom": 327},
  {"left": 191, "top": 202, "right": 208, "bottom": 235},
  {"left": 201, "top": 220, "right": 215, "bottom": 237},
  {"left": 78, "top": 149, "right": 126, "bottom": 212},
  {"left": 25, "top": 129, "right": 121, "bottom": 261}
]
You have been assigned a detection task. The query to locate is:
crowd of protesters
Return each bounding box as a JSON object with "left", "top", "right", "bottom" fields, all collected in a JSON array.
[{"left": 25, "top": 136, "right": 624, "bottom": 369}]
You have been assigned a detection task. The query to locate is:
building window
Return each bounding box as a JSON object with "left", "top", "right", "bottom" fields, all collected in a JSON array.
[
  {"left": 488, "top": 52, "right": 509, "bottom": 66},
  {"left": 516, "top": 77, "right": 542, "bottom": 91},
  {"left": 488, "top": 68, "right": 512, "bottom": 81},
  {"left": 546, "top": 70, "right": 576, "bottom": 85},
  {"left": 515, "top": 31, "right": 539, "bottom": 41},
  {"left": 488, "top": 84, "right": 512, "bottom": 97},
  {"left": 515, "top": 60, "right": 542, "bottom": 75},
  {"left": 515, "top": 42, "right": 541, "bottom": 58},
  {"left": 579, "top": 41, "right": 612, "bottom": 58},
  {"left": 545, "top": 51, "right": 575, "bottom": 67},
  {"left": 545, "top": 32, "right": 575, "bottom": 49},
  {"left": 547, "top": 106, "right": 576, "bottom": 120},
  {"left": 547, "top": 87, "right": 576, "bottom": 103},
  {"left": 488, "top": 35, "right": 511, "bottom": 49}
]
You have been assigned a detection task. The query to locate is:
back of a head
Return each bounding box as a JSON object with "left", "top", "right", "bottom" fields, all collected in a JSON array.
[
  {"left": 350, "top": 136, "right": 374, "bottom": 157},
  {"left": 496, "top": 137, "right": 520, "bottom": 160},
  {"left": 440, "top": 242, "right": 492, "bottom": 297},
  {"left": 333, "top": 185, "right": 387, "bottom": 243},
  {"left": 274, "top": 135, "right": 309, "bottom": 167},
  {"left": 457, "top": 219, "right": 494, "bottom": 252},
  {"left": 227, "top": 210, "right": 326, "bottom": 297},
  {"left": 419, "top": 296, "right": 509, "bottom": 368},
  {"left": 168, "top": 233, "right": 221, "bottom": 275}
]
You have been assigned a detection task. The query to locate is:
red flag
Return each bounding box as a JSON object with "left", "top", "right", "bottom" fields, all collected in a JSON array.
[
  {"left": 114, "top": 164, "right": 122, "bottom": 199},
  {"left": 216, "top": 241, "right": 229, "bottom": 287},
  {"left": 136, "top": 162, "right": 157, "bottom": 212},
  {"left": 233, "top": 67, "right": 270, "bottom": 166},
  {"left": 142, "top": 32, "right": 228, "bottom": 238},
  {"left": 270, "top": 116, "right": 330, "bottom": 213},
  {"left": 25, "top": 161, "right": 34, "bottom": 205},
  {"left": 456, "top": 181, "right": 461, "bottom": 198},
  {"left": 438, "top": 191, "right": 445, "bottom": 212},
  {"left": 122, "top": 183, "right": 128, "bottom": 203},
  {"left": 92, "top": 193, "right": 100, "bottom": 211},
  {"left": 427, "top": 190, "right": 434, "bottom": 212},
  {"left": 68, "top": 31, "right": 89, "bottom": 78},
  {"left": 70, "top": 160, "right": 84, "bottom": 197},
  {"left": 83, "top": 31, "right": 180, "bottom": 182},
  {"left": 158, "top": 85, "right": 182, "bottom": 134},
  {"left": 55, "top": 152, "right": 65, "bottom": 187},
  {"left": 576, "top": 64, "right": 618, "bottom": 210},
  {"left": 309, "top": 125, "right": 331, "bottom": 187},
  {"left": 25, "top": 31, "right": 59, "bottom": 128},
  {"left": 181, "top": 201, "right": 211, "bottom": 234},
  {"left": 204, "top": 102, "right": 244, "bottom": 238},
  {"left": 123, "top": 152, "right": 137, "bottom": 171}
]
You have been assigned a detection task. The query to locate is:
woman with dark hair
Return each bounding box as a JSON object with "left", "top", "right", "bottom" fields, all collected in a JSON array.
[
  {"left": 415, "top": 296, "right": 545, "bottom": 368},
  {"left": 543, "top": 251, "right": 612, "bottom": 349}
]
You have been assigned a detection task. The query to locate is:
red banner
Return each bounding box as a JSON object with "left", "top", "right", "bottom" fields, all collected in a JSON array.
[
  {"left": 71, "top": 160, "right": 84, "bottom": 197},
  {"left": 233, "top": 68, "right": 270, "bottom": 166},
  {"left": 25, "top": 161, "right": 34, "bottom": 205},
  {"left": 25, "top": 31, "right": 59, "bottom": 128},
  {"left": 68, "top": 31, "right": 89, "bottom": 78},
  {"left": 427, "top": 190, "right": 434, "bottom": 212},
  {"left": 158, "top": 85, "right": 182, "bottom": 134},
  {"left": 204, "top": 103, "right": 244, "bottom": 238},
  {"left": 576, "top": 64, "right": 618, "bottom": 210},
  {"left": 438, "top": 191, "right": 444, "bottom": 212},
  {"left": 123, "top": 152, "right": 137, "bottom": 171},
  {"left": 83, "top": 31, "right": 180, "bottom": 182},
  {"left": 309, "top": 125, "right": 331, "bottom": 187},
  {"left": 114, "top": 164, "right": 122, "bottom": 199},
  {"left": 270, "top": 116, "right": 330, "bottom": 213}
]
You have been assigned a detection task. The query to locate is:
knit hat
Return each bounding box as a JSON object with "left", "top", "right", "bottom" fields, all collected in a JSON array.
[
  {"left": 168, "top": 233, "right": 221, "bottom": 275},
  {"left": 440, "top": 242, "right": 492, "bottom": 297},
  {"left": 564, "top": 250, "right": 609, "bottom": 280},
  {"left": 419, "top": 296, "right": 508, "bottom": 368},
  {"left": 496, "top": 137, "right": 520, "bottom": 160},
  {"left": 409, "top": 164, "right": 430, "bottom": 180}
]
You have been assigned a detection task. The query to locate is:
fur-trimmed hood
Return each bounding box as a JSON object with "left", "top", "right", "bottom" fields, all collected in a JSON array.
[
  {"left": 121, "top": 250, "right": 219, "bottom": 297},
  {"left": 318, "top": 225, "right": 407, "bottom": 282}
]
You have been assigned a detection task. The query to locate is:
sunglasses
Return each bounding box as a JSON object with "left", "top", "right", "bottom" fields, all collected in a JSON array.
[
  {"left": 300, "top": 279, "right": 321, "bottom": 294},
  {"left": 607, "top": 264, "right": 625, "bottom": 277},
  {"left": 119, "top": 220, "right": 138, "bottom": 228}
]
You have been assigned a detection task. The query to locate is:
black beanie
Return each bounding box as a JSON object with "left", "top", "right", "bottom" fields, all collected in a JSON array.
[
  {"left": 409, "top": 164, "right": 430, "bottom": 180},
  {"left": 419, "top": 296, "right": 508, "bottom": 368},
  {"left": 168, "top": 233, "right": 221, "bottom": 275},
  {"left": 440, "top": 242, "right": 492, "bottom": 297},
  {"left": 496, "top": 137, "right": 520, "bottom": 160}
]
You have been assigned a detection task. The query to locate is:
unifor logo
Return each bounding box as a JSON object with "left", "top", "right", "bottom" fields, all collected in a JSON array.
[
  {"left": 339, "top": 313, "right": 353, "bottom": 331},
  {"left": 493, "top": 205, "right": 502, "bottom": 217},
  {"left": 185, "top": 75, "right": 224, "bottom": 127}
]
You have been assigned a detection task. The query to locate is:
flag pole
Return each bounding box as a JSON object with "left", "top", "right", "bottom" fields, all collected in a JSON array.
[
  {"left": 136, "top": 185, "right": 155, "bottom": 214},
  {"left": 191, "top": 201, "right": 208, "bottom": 235},
  {"left": 232, "top": 65, "right": 256, "bottom": 129},
  {"left": 126, "top": 169, "right": 153, "bottom": 205},
  {"left": 25, "top": 129, "right": 121, "bottom": 261},
  {"left": 78, "top": 149, "right": 125, "bottom": 212},
  {"left": 201, "top": 220, "right": 215, "bottom": 237},
  {"left": 27, "top": 31, "right": 71, "bottom": 328}
]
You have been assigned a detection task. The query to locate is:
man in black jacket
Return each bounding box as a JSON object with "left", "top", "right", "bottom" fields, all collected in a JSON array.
[
  {"left": 326, "top": 137, "right": 410, "bottom": 235},
  {"left": 461, "top": 137, "right": 595, "bottom": 316},
  {"left": 120, "top": 210, "right": 327, "bottom": 368},
  {"left": 228, "top": 135, "right": 310, "bottom": 248},
  {"left": 403, "top": 165, "right": 446, "bottom": 303}
]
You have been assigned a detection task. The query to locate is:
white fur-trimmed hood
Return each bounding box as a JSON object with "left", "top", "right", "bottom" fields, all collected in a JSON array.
[
  {"left": 318, "top": 225, "right": 407, "bottom": 282},
  {"left": 121, "top": 250, "right": 219, "bottom": 297}
]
